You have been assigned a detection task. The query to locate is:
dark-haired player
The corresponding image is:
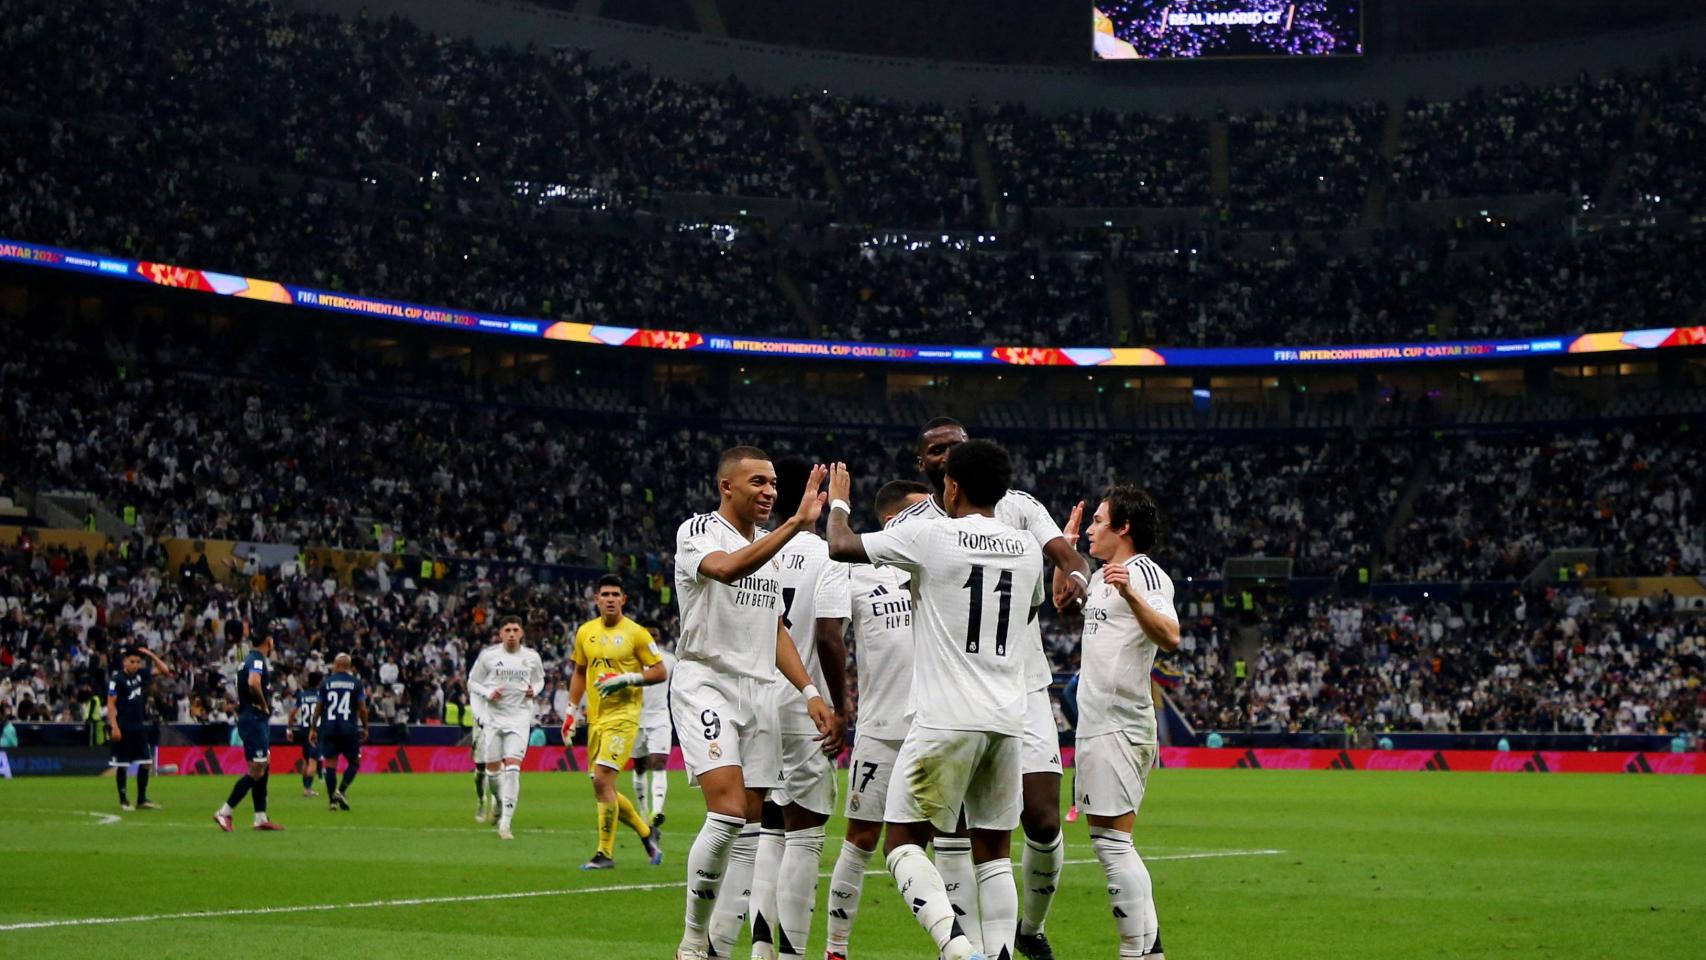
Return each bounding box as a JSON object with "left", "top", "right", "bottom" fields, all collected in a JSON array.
[
  {"left": 108, "top": 645, "right": 171, "bottom": 810},
  {"left": 215, "top": 626, "right": 284, "bottom": 831},
  {"left": 565, "top": 574, "right": 665, "bottom": 869},
  {"left": 1067, "top": 487, "right": 1179, "bottom": 960},
  {"left": 290, "top": 673, "right": 323, "bottom": 797},
  {"left": 670, "top": 447, "right": 840, "bottom": 960},
  {"left": 310, "top": 653, "right": 369, "bottom": 811},
  {"left": 824, "top": 479, "right": 930, "bottom": 960},
  {"left": 467, "top": 615, "right": 544, "bottom": 840},
  {"left": 886, "top": 417, "right": 1089, "bottom": 960},
  {"left": 826, "top": 440, "right": 1045, "bottom": 960}
]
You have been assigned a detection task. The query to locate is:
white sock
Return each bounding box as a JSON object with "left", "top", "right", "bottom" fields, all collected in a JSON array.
[
  {"left": 253, "top": 811, "right": 269, "bottom": 826},
  {"left": 1019, "top": 831, "right": 1064, "bottom": 936},
  {"left": 826, "top": 840, "right": 874, "bottom": 953},
  {"left": 933, "top": 836, "right": 983, "bottom": 953},
  {"left": 498, "top": 765, "right": 520, "bottom": 828},
  {"left": 1091, "top": 827, "right": 1158, "bottom": 958},
  {"left": 887, "top": 843, "right": 977, "bottom": 960},
  {"left": 216, "top": 802, "right": 232, "bottom": 817},
  {"left": 634, "top": 768, "right": 649, "bottom": 819},
  {"left": 776, "top": 825, "right": 826, "bottom": 957},
  {"left": 651, "top": 768, "right": 668, "bottom": 817},
  {"left": 750, "top": 827, "right": 786, "bottom": 960},
  {"left": 708, "top": 824, "right": 761, "bottom": 957},
  {"left": 680, "top": 812, "right": 745, "bottom": 953},
  {"left": 976, "top": 858, "right": 1018, "bottom": 960}
]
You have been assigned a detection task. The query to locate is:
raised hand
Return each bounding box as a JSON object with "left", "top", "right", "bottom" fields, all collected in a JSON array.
[
  {"left": 1062, "top": 500, "right": 1086, "bottom": 543},
  {"left": 827, "top": 462, "right": 852, "bottom": 505},
  {"left": 794, "top": 463, "right": 828, "bottom": 525}
]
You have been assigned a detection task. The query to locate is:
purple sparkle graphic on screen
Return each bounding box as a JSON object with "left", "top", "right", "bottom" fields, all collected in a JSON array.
[{"left": 1097, "top": 1, "right": 1362, "bottom": 60}]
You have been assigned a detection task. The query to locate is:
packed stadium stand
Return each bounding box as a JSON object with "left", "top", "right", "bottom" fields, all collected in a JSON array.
[{"left": 1, "top": 0, "right": 1703, "bottom": 751}]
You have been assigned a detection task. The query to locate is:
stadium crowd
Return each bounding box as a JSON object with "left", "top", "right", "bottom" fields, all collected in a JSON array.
[
  {"left": 1167, "top": 591, "right": 1704, "bottom": 737},
  {"left": 4, "top": 528, "right": 1701, "bottom": 740},
  {"left": 1391, "top": 73, "right": 1645, "bottom": 202},
  {"left": 1384, "top": 429, "right": 1706, "bottom": 583},
  {"left": 0, "top": 532, "right": 643, "bottom": 731},
  {"left": 3, "top": 307, "right": 1702, "bottom": 738},
  {"left": 4, "top": 310, "right": 1701, "bottom": 586},
  {"left": 3, "top": 0, "right": 1704, "bottom": 348}
]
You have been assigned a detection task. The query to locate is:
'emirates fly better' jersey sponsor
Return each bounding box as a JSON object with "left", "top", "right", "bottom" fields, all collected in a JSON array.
[{"left": 674, "top": 511, "right": 784, "bottom": 682}]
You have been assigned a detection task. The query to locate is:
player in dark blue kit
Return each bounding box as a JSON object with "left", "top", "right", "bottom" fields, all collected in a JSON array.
[
  {"left": 291, "top": 673, "right": 324, "bottom": 798},
  {"left": 309, "top": 653, "right": 369, "bottom": 811},
  {"left": 215, "top": 626, "right": 285, "bottom": 831},
  {"left": 107, "top": 646, "right": 172, "bottom": 811}
]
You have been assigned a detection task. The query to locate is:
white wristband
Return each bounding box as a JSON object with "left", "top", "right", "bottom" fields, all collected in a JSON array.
[
  {"left": 1068, "top": 570, "right": 1089, "bottom": 587},
  {"left": 801, "top": 683, "right": 822, "bottom": 702},
  {"left": 829, "top": 499, "right": 851, "bottom": 515}
]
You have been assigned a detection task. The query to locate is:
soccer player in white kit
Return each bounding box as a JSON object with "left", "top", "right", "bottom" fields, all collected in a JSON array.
[
  {"left": 886, "top": 418, "right": 1090, "bottom": 959},
  {"left": 824, "top": 479, "right": 931, "bottom": 960},
  {"left": 633, "top": 624, "right": 677, "bottom": 828},
  {"left": 1067, "top": 486, "right": 1179, "bottom": 959},
  {"left": 747, "top": 458, "right": 853, "bottom": 960},
  {"left": 673, "top": 447, "right": 843, "bottom": 960},
  {"left": 465, "top": 616, "right": 545, "bottom": 840},
  {"left": 827, "top": 440, "right": 1046, "bottom": 960}
]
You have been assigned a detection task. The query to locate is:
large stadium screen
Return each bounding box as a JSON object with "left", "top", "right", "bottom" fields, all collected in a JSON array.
[{"left": 1093, "top": 1, "right": 1364, "bottom": 60}]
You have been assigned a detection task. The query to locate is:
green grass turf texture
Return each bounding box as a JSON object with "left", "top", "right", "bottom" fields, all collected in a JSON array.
[{"left": 1, "top": 769, "right": 1701, "bottom": 958}]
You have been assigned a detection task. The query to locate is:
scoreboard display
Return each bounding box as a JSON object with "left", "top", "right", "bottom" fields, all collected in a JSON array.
[{"left": 1094, "top": 1, "right": 1364, "bottom": 60}]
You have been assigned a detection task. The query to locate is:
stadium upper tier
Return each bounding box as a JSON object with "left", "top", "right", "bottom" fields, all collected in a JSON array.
[{"left": 3, "top": 0, "right": 1705, "bottom": 348}]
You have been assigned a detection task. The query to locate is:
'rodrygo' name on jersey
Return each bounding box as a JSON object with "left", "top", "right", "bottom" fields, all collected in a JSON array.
[
  {"left": 862, "top": 513, "right": 1044, "bottom": 737},
  {"left": 886, "top": 490, "right": 1064, "bottom": 693}
]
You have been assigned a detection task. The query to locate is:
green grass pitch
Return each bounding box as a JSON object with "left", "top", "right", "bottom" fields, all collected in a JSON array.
[{"left": 1, "top": 769, "right": 1701, "bottom": 958}]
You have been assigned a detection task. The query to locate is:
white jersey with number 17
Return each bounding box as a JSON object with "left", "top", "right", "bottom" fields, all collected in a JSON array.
[{"left": 861, "top": 514, "right": 1044, "bottom": 737}]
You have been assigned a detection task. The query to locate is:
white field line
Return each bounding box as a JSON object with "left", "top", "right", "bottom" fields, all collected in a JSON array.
[
  {"left": 18, "top": 810, "right": 1243, "bottom": 851},
  {"left": 0, "top": 849, "right": 1283, "bottom": 932}
]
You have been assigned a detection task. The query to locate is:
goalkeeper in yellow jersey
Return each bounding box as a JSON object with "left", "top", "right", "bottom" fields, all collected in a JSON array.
[{"left": 566, "top": 574, "right": 667, "bottom": 869}]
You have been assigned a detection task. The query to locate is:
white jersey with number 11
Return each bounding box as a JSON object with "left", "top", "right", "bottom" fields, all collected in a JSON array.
[{"left": 860, "top": 514, "right": 1044, "bottom": 737}]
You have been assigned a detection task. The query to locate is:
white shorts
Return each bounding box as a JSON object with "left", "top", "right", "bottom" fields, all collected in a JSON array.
[
  {"left": 774, "top": 732, "right": 837, "bottom": 816},
  {"left": 478, "top": 725, "right": 527, "bottom": 764},
  {"left": 1074, "top": 732, "right": 1158, "bottom": 818},
  {"left": 884, "top": 727, "right": 1021, "bottom": 833},
  {"left": 844, "top": 735, "right": 903, "bottom": 823},
  {"left": 669, "top": 660, "right": 782, "bottom": 789},
  {"left": 635, "top": 722, "right": 673, "bottom": 757},
  {"left": 1021, "top": 688, "right": 1064, "bottom": 777}
]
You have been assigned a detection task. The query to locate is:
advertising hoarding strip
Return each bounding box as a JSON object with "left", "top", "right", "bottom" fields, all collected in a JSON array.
[{"left": 5, "top": 238, "right": 1703, "bottom": 370}]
